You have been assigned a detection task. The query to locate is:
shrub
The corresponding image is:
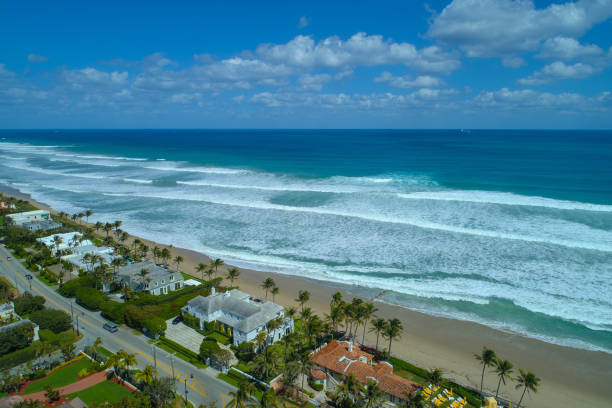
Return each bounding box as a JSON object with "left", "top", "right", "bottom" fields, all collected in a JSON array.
[
  {"left": 182, "top": 312, "right": 200, "bottom": 330},
  {"left": 13, "top": 292, "right": 45, "bottom": 315},
  {"left": 99, "top": 301, "right": 126, "bottom": 324},
  {"left": 0, "top": 343, "right": 39, "bottom": 369},
  {"left": 75, "top": 287, "right": 107, "bottom": 310},
  {"left": 0, "top": 321, "right": 34, "bottom": 356},
  {"left": 30, "top": 309, "right": 72, "bottom": 334},
  {"left": 58, "top": 275, "right": 96, "bottom": 297},
  {"left": 199, "top": 339, "right": 220, "bottom": 360},
  {"left": 124, "top": 305, "right": 166, "bottom": 335}
]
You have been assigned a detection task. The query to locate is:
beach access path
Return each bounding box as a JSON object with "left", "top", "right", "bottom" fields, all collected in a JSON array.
[{"left": 0, "top": 246, "right": 235, "bottom": 408}]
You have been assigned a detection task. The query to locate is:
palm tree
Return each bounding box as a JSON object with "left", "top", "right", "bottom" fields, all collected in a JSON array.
[
  {"left": 336, "top": 373, "right": 362, "bottom": 402},
  {"left": 205, "top": 267, "right": 214, "bottom": 283},
  {"left": 362, "top": 379, "right": 384, "bottom": 408},
  {"left": 60, "top": 261, "right": 73, "bottom": 286},
  {"left": 52, "top": 235, "right": 63, "bottom": 256},
  {"left": 103, "top": 222, "right": 113, "bottom": 238},
  {"left": 427, "top": 368, "right": 444, "bottom": 387},
  {"left": 360, "top": 302, "right": 377, "bottom": 344},
  {"left": 226, "top": 267, "right": 240, "bottom": 286},
  {"left": 271, "top": 286, "right": 279, "bottom": 302},
  {"left": 113, "top": 220, "right": 122, "bottom": 233},
  {"left": 298, "top": 353, "right": 312, "bottom": 391},
  {"left": 296, "top": 290, "right": 310, "bottom": 314},
  {"left": 331, "top": 291, "right": 343, "bottom": 309},
  {"left": 173, "top": 255, "right": 183, "bottom": 271},
  {"left": 384, "top": 318, "right": 403, "bottom": 355},
  {"left": 369, "top": 317, "right": 387, "bottom": 351},
  {"left": 261, "top": 277, "right": 276, "bottom": 300},
  {"left": 405, "top": 391, "right": 426, "bottom": 408},
  {"left": 226, "top": 382, "right": 255, "bottom": 408},
  {"left": 286, "top": 306, "right": 297, "bottom": 320},
  {"left": 494, "top": 359, "right": 514, "bottom": 399},
  {"left": 160, "top": 248, "right": 170, "bottom": 266},
  {"left": 121, "top": 350, "right": 138, "bottom": 381},
  {"left": 111, "top": 257, "right": 122, "bottom": 274},
  {"left": 196, "top": 263, "right": 206, "bottom": 281},
  {"left": 85, "top": 210, "right": 93, "bottom": 223},
  {"left": 474, "top": 347, "right": 497, "bottom": 395},
  {"left": 135, "top": 364, "right": 158, "bottom": 384},
  {"left": 326, "top": 304, "right": 345, "bottom": 333},
  {"left": 515, "top": 369, "right": 540, "bottom": 407},
  {"left": 348, "top": 298, "right": 363, "bottom": 339},
  {"left": 259, "top": 389, "right": 279, "bottom": 408},
  {"left": 209, "top": 258, "right": 224, "bottom": 279},
  {"left": 91, "top": 337, "right": 102, "bottom": 362},
  {"left": 94, "top": 221, "right": 103, "bottom": 233}
]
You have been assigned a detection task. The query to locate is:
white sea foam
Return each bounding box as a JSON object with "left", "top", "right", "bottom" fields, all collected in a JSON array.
[
  {"left": 100, "top": 191, "right": 612, "bottom": 252},
  {"left": 144, "top": 165, "right": 248, "bottom": 174},
  {"left": 398, "top": 191, "right": 612, "bottom": 212}
]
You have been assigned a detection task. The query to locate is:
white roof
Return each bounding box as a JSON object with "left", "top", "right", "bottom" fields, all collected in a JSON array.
[{"left": 37, "top": 232, "right": 91, "bottom": 250}]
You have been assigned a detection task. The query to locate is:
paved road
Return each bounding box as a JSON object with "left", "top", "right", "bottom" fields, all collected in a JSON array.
[{"left": 0, "top": 245, "right": 235, "bottom": 407}]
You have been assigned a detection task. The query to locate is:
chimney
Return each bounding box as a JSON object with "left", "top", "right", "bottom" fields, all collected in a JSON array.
[
  {"left": 348, "top": 342, "right": 353, "bottom": 352},
  {"left": 211, "top": 287, "right": 216, "bottom": 295}
]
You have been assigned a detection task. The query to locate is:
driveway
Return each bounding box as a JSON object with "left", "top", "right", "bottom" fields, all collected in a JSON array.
[{"left": 165, "top": 318, "right": 205, "bottom": 353}]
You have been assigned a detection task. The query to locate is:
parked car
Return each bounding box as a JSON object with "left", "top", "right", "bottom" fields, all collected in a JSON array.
[
  {"left": 172, "top": 315, "right": 183, "bottom": 325},
  {"left": 7, "top": 256, "right": 12, "bottom": 261},
  {"left": 103, "top": 322, "right": 118, "bottom": 333}
]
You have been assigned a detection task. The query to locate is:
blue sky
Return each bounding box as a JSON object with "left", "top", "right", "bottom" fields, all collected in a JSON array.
[{"left": 1, "top": 0, "right": 612, "bottom": 128}]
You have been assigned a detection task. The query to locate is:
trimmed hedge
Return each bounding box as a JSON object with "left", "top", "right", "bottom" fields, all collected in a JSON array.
[
  {"left": 75, "top": 287, "right": 107, "bottom": 310},
  {"left": 124, "top": 305, "right": 166, "bottom": 335},
  {"left": 99, "top": 301, "right": 126, "bottom": 324},
  {"left": 0, "top": 343, "right": 38, "bottom": 369},
  {"left": 388, "top": 356, "right": 429, "bottom": 379},
  {"left": 0, "top": 322, "right": 35, "bottom": 356},
  {"left": 182, "top": 312, "right": 200, "bottom": 330},
  {"left": 29, "top": 309, "right": 72, "bottom": 334}
]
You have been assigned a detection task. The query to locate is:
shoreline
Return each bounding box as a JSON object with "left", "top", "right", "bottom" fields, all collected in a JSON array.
[{"left": 2, "top": 185, "right": 611, "bottom": 407}]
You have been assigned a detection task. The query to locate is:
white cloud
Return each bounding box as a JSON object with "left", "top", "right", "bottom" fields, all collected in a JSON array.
[
  {"left": 299, "top": 16, "right": 309, "bottom": 28},
  {"left": 63, "top": 68, "right": 129, "bottom": 86},
  {"left": 298, "top": 73, "right": 331, "bottom": 91},
  {"left": 537, "top": 37, "right": 604, "bottom": 60},
  {"left": 428, "top": 0, "right": 612, "bottom": 58},
  {"left": 0, "top": 63, "right": 15, "bottom": 78},
  {"left": 256, "top": 32, "right": 461, "bottom": 73},
  {"left": 473, "top": 87, "right": 586, "bottom": 110},
  {"left": 374, "top": 71, "right": 444, "bottom": 88},
  {"left": 27, "top": 54, "right": 48, "bottom": 63},
  {"left": 169, "top": 92, "right": 202, "bottom": 104},
  {"left": 518, "top": 61, "right": 596, "bottom": 85}
]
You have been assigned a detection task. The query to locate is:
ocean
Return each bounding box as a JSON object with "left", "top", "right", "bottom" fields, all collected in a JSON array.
[{"left": 1, "top": 129, "right": 611, "bottom": 353}]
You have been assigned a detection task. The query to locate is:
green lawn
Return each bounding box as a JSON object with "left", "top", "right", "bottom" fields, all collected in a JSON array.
[
  {"left": 203, "top": 329, "right": 231, "bottom": 345},
  {"left": 155, "top": 337, "right": 207, "bottom": 368},
  {"left": 23, "top": 357, "right": 94, "bottom": 394},
  {"left": 66, "top": 381, "right": 132, "bottom": 405}
]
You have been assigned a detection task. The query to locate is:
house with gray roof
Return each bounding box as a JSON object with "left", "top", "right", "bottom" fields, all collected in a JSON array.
[
  {"left": 23, "top": 219, "right": 62, "bottom": 232},
  {"left": 117, "top": 261, "right": 184, "bottom": 295},
  {"left": 183, "top": 288, "right": 294, "bottom": 346}
]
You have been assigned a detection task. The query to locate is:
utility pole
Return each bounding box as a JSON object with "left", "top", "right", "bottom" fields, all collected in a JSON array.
[
  {"left": 183, "top": 374, "right": 193, "bottom": 407},
  {"left": 76, "top": 315, "right": 80, "bottom": 336},
  {"left": 153, "top": 345, "right": 157, "bottom": 368},
  {"left": 170, "top": 356, "right": 175, "bottom": 392}
]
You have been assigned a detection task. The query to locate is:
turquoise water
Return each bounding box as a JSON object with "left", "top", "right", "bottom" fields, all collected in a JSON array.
[{"left": 1, "top": 129, "right": 611, "bottom": 352}]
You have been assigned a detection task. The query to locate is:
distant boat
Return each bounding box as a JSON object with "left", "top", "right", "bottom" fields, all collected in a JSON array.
[{"left": 460, "top": 129, "right": 471, "bottom": 134}]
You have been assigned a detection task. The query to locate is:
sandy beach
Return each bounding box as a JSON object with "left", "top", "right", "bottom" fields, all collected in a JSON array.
[{"left": 2, "top": 187, "right": 611, "bottom": 408}]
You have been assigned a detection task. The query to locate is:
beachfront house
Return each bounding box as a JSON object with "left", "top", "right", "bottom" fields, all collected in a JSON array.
[
  {"left": 311, "top": 340, "right": 420, "bottom": 406},
  {"left": 183, "top": 288, "right": 294, "bottom": 347},
  {"left": 37, "top": 232, "right": 93, "bottom": 252},
  {"left": 6, "top": 210, "right": 51, "bottom": 226},
  {"left": 117, "top": 261, "right": 184, "bottom": 295},
  {"left": 61, "top": 244, "right": 118, "bottom": 271},
  {"left": 0, "top": 301, "right": 40, "bottom": 341},
  {"left": 22, "top": 220, "right": 62, "bottom": 232},
  {"left": 0, "top": 201, "right": 16, "bottom": 210}
]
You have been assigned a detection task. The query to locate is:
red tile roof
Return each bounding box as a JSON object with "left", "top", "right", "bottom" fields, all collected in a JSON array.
[
  {"left": 311, "top": 369, "right": 327, "bottom": 380},
  {"left": 312, "top": 340, "right": 420, "bottom": 401}
]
